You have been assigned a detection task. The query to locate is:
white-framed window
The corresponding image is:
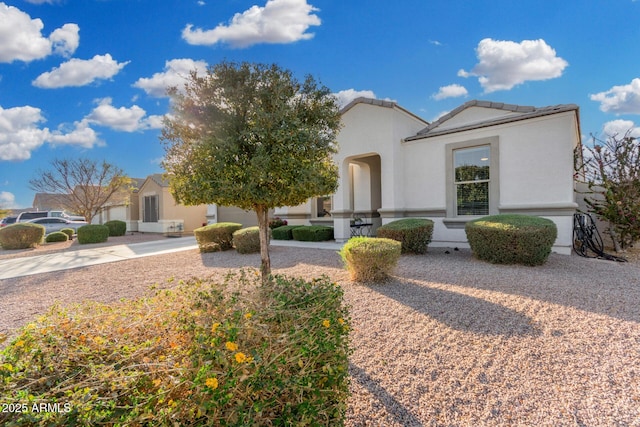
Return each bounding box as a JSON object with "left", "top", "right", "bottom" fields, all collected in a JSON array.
[
  {"left": 445, "top": 137, "right": 499, "bottom": 222},
  {"left": 454, "top": 145, "right": 490, "bottom": 216}
]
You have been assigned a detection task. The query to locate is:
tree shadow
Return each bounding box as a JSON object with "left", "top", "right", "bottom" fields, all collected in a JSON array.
[
  {"left": 349, "top": 363, "right": 424, "bottom": 427},
  {"left": 199, "top": 245, "right": 343, "bottom": 270},
  {"left": 398, "top": 248, "right": 640, "bottom": 324},
  {"left": 368, "top": 276, "right": 540, "bottom": 337}
]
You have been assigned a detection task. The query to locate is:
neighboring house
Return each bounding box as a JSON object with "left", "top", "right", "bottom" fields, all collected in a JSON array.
[
  {"left": 275, "top": 98, "right": 581, "bottom": 255},
  {"left": 32, "top": 193, "right": 73, "bottom": 211},
  {"left": 94, "top": 178, "right": 145, "bottom": 231},
  {"left": 136, "top": 174, "right": 206, "bottom": 234}
]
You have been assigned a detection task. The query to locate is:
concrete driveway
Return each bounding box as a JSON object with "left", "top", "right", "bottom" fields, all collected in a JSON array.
[{"left": 0, "top": 236, "right": 198, "bottom": 280}]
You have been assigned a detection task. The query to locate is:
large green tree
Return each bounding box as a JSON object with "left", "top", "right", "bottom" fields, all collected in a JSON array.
[{"left": 161, "top": 61, "right": 342, "bottom": 280}]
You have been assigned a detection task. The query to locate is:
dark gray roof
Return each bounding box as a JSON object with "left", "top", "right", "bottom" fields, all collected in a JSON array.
[
  {"left": 340, "top": 97, "right": 428, "bottom": 125},
  {"left": 148, "top": 173, "right": 170, "bottom": 188},
  {"left": 407, "top": 100, "right": 579, "bottom": 141}
]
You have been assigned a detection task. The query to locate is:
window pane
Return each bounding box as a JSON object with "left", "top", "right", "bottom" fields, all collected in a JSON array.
[
  {"left": 454, "top": 146, "right": 490, "bottom": 182},
  {"left": 316, "top": 196, "right": 332, "bottom": 217},
  {"left": 456, "top": 182, "right": 489, "bottom": 216}
]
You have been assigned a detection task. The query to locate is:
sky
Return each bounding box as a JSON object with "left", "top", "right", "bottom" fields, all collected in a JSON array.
[{"left": 2, "top": 0, "right": 640, "bottom": 209}]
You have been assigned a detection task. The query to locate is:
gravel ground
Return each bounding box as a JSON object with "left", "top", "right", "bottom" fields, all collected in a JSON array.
[{"left": 1, "top": 238, "right": 640, "bottom": 426}]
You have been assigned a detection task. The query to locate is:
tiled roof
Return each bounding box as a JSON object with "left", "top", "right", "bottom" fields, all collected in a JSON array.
[
  {"left": 408, "top": 100, "right": 579, "bottom": 141},
  {"left": 340, "top": 97, "right": 429, "bottom": 125}
]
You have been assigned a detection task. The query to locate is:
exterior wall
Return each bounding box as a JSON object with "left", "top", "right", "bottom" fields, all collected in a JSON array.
[
  {"left": 401, "top": 111, "right": 579, "bottom": 254},
  {"left": 217, "top": 206, "right": 260, "bottom": 227}
]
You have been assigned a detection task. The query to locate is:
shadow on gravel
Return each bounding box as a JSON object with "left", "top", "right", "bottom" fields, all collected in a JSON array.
[
  {"left": 399, "top": 248, "right": 640, "bottom": 323},
  {"left": 370, "top": 278, "right": 541, "bottom": 337},
  {"left": 199, "top": 246, "right": 343, "bottom": 270},
  {"left": 349, "top": 363, "right": 424, "bottom": 427}
]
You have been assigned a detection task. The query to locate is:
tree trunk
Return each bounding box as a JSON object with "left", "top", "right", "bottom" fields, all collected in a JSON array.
[
  {"left": 609, "top": 227, "right": 623, "bottom": 252},
  {"left": 255, "top": 205, "right": 271, "bottom": 284}
]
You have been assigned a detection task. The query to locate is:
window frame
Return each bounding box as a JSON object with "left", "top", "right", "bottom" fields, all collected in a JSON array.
[
  {"left": 445, "top": 137, "right": 499, "bottom": 223},
  {"left": 143, "top": 195, "right": 159, "bottom": 223}
]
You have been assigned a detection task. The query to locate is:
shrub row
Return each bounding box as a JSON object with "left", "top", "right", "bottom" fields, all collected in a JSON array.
[
  {"left": 465, "top": 214, "right": 557, "bottom": 266},
  {"left": 0, "top": 223, "right": 44, "bottom": 249},
  {"left": 271, "top": 225, "right": 302, "bottom": 240},
  {"left": 377, "top": 218, "right": 434, "bottom": 254},
  {"left": 0, "top": 273, "right": 351, "bottom": 426},
  {"left": 45, "top": 231, "right": 68, "bottom": 243},
  {"left": 292, "top": 225, "right": 334, "bottom": 242},
  {"left": 194, "top": 222, "right": 242, "bottom": 252}
]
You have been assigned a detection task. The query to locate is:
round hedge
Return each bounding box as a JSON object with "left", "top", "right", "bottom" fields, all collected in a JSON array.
[
  {"left": 339, "top": 237, "right": 401, "bottom": 282},
  {"left": 60, "top": 228, "right": 75, "bottom": 239},
  {"left": 376, "top": 218, "right": 434, "bottom": 254},
  {"left": 0, "top": 223, "right": 45, "bottom": 249},
  {"left": 465, "top": 214, "right": 557, "bottom": 266},
  {"left": 45, "top": 231, "right": 69, "bottom": 243},
  {"left": 233, "top": 226, "right": 261, "bottom": 254},
  {"left": 104, "top": 220, "right": 127, "bottom": 236},
  {"left": 194, "top": 222, "right": 242, "bottom": 251},
  {"left": 77, "top": 224, "right": 110, "bottom": 244}
]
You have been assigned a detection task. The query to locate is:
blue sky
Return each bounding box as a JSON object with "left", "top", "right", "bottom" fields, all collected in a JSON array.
[{"left": 2, "top": 0, "right": 640, "bottom": 209}]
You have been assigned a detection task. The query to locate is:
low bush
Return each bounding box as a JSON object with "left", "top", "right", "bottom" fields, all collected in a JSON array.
[
  {"left": 0, "top": 223, "right": 45, "bottom": 250},
  {"left": 339, "top": 237, "right": 401, "bottom": 282},
  {"left": 376, "top": 218, "right": 434, "bottom": 254},
  {"left": 271, "top": 225, "right": 303, "bottom": 240},
  {"left": 465, "top": 214, "right": 558, "bottom": 266},
  {"left": 292, "top": 225, "right": 334, "bottom": 242},
  {"left": 45, "top": 231, "right": 68, "bottom": 243},
  {"left": 60, "top": 228, "right": 75, "bottom": 239},
  {"left": 199, "top": 242, "right": 222, "bottom": 253},
  {"left": 0, "top": 272, "right": 351, "bottom": 426},
  {"left": 77, "top": 224, "right": 109, "bottom": 244},
  {"left": 268, "top": 217, "right": 288, "bottom": 229},
  {"left": 194, "top": 222, "right": 242, "bottom": 251},
  {"left": 233, "top": 226, "right": 261, "bottom": 254},
  {"left": 104, "top": 220, "right": 127, "bottom": 236}
]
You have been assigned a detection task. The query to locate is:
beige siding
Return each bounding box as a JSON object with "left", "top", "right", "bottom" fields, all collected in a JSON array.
[{"left": 217, "top": 206, "right": 273, "bottom": 227}]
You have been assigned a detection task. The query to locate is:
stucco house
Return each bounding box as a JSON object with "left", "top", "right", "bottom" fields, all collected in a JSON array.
[{"left": 275, "top": 98, "right": 581, "bottom": 255}]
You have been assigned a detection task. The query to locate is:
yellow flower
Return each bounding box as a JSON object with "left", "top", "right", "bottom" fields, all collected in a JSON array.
[
  {"left": 225, "top": 341, "right": 238, "bottom": 351},
  {"left": 338, "top": 318, "right": 345, "bottom": 325},
  {"left": 235, "top": 352, "right": 247, "bottom": 363},
  {"left": 211, "top": 322, "right": 221, "bottom": 333},
  {"left": 244, "top": 313, "right": 252, "bottom": 320},
  {"left": 322, "top": 319, "right": 330, "bottom": 328},
  {"left": 205, "top": 377, "right": 219, "bottom": 390},
  {"left": 153, "top": 379, "right": 162, "bottom": 387},
  {"left": 14, "top": 340, "right": 25, "bottom": 348}
]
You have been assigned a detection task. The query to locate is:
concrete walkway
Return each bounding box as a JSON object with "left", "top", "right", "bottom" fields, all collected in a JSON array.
[{"left": 0, "top": 237, "right": 345, "bottom": 280}]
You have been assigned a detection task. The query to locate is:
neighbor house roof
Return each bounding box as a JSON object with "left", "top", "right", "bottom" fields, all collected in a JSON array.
[
  {"left": 405, "top": 100, "right": 579, "bottom": 141},
  {"left": 32, "top": 193, "right": 73, "bottom": 211},
  {"left": 340, "top": 97, "right": 429, "bottom": 126}
]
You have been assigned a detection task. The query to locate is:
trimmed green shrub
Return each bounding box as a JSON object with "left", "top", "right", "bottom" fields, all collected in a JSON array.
[
  {"left": 77, "top": 224, "right": 110, "bottom": 244},
  {"left": 339, "top": 237, "right": 401, "bottom": 282},
  {"left": 0, "top": 273, "right": 351, "bottom": 426},
  {"left": 0, "top": 223, "right": 45, "bottom": 250},
  {"left": 271, "top": 224, "right": 303, "bottom": 240},
  {"left": 465, "top": 214, "right": 558, "bottom": 266},
  {"left": 104, "top": 220, "right": 127, "bottom": 236},
  {"left": 45, "top": 231, "right": 69, "bottom": 243},
  {"left": 60, "top": 228, "right": 75, "bottom": 239},
  {"left": 194, "top": 222, "right": 242, "bottom": 251},
  {"left": 292, "top": 225, "right": 334, "bottom": 242},
  {"left": 376, "top": 218, "right": 434, "bottom": 254},
  {"left": 233, "top": 226, "right": 261, "bottom": 254}
]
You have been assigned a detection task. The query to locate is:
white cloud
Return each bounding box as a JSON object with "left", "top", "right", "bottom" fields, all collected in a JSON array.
[
  {"left": 50, "top": 23, "right": 80, "bottom": 57},
  {"left": 458, "top": 38, "right": 568, "bottom": 93},
  {"left": 590, "top": 78, "right": 640, "bottom": 115},
  {"left": 0, "top": 105, "right": 100, "bottom": 161},
  {"left": 85, "top": 98, "right": 163, "bottom": 132},
  {"left": 602, "top": 119, "right": 640, "bottom": 139},
  {"left": 133, "top": 58, "right": 208, "bottom": 97},
  {"left": 333, "top": 89, "right": 376, "bottom": 108},
  {"left": 0, "top": 3, "right": 79, "bottom": 63},
  {"left": 432, "top": 84, "right": 468, "bottom": 100},
  {"left": 23, "top": 0, "right": 59, "bottom": 4},
  {"left": 32, "top": 54, "right": 129, "bottom": 88},
  {"left": 182, "top": 0, "right": 321, "bottom": 48},
  {"left": 0, "top": 191, "right": 16, "bottom": 208}
]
